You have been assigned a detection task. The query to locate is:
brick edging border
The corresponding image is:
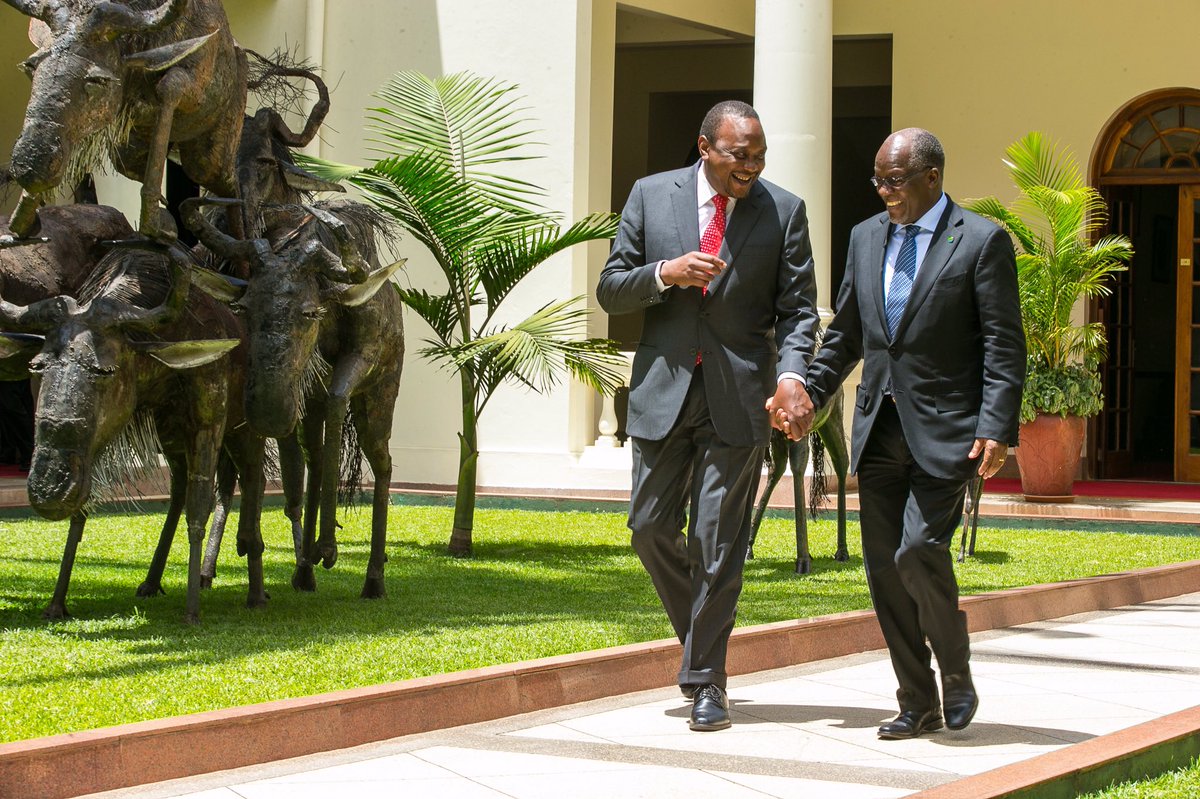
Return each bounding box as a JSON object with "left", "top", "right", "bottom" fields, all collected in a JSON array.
[{"left": 4, "top": 560, "right": 1200, "bottom": 799}]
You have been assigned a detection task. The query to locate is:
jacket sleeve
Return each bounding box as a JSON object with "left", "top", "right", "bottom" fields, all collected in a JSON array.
[
  {"left": 597, "top": 180, "right": 669, "bottom": 315},
  {"left": 772, "top": 197, "right": 820, "bottom": 381},
  {"left": 806, "top": 232, "right": 865, "bottom": 409},
  {"left": 974, "top": 226, "right": 1026, "bottom": 444}
]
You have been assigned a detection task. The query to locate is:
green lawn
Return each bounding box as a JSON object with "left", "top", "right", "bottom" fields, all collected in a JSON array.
[
  {"left": 0, "top": 498, "right": 1197, "bottom": 743},
  {"left": 1080, "top": 757, "right": 1200, "bottom": 798}
]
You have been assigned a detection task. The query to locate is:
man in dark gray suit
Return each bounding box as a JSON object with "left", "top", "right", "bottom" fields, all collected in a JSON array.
[
  {"left": 785, "top": 128, "right": 1025, "bottom": 740},
  {"left": 597, "top": 101, "right": 819, "bottom": 731}
]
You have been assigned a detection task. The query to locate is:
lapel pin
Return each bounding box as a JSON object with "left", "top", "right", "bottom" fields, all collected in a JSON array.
[{"left": 946, "top": 235, "right": 955, "bottom": 243}]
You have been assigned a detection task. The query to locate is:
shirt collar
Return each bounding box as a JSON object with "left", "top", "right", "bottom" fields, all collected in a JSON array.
[
  {"left": 898, "top": 192, "right": 948, "bottom": 235},
  {"left": 696, "top": 162, "right": 734, "bottom": 211}
]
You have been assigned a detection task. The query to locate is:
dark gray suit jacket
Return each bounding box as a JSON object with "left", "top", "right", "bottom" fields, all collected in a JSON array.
[
  {"left": 807, "top": 197, "right": 1025, "bottom": 480},
  {"left": 597, "top": 165, "right": 819, "bottom": 447}
]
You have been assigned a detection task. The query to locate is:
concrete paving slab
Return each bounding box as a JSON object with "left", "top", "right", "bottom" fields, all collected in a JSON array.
[{"left": 84, "top": 592, "right": 1200, "bottom": 799}]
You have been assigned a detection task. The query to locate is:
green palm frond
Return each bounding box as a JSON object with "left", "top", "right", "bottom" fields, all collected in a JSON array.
[
  {"left": 367, "top": 71, "right": 545, "bottom": 209},
  {"left": 394, "top": 287, "right": 459, "bottom": 343},
  {"left": 341, "top": 153, "right": 499, "bottom": 274},
  {"left": 446, "top": 297, "right": 626, "bottom": 399},
  {"left": 1003, "top": 130, "right": 1082, "bottom": 194},
  {"left": 474, "top": 212, "right": 620, "bottom": 315},
  {"left": 968, "top": 132, "right": 1131, "bottom": 378}
]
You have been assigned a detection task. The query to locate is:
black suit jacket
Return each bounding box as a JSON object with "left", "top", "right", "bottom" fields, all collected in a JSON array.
[
  {"left": 807, "top": 197, "right": 1025, "bottom": 480},
  {"left": 597, "top": 165, "right": 818, "bottom": 447}
]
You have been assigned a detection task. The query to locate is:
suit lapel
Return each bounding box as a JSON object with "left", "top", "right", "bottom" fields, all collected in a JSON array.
[
  {"left": 893, "top": 200, "right": 963, "bottom": 339},
  {"left": 870, "top": 214, "right": 891, "bottom": 335},
  {"left": 706, "top": 181, "right": 765, "bottom": 297},
  {"left": 672, "top": 168, "right": 701, "bottom": 255}
]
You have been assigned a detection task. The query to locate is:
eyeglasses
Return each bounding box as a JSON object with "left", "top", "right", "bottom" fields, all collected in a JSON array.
[
  {"left": 709, "top": 143, "right": 766, "bottom": 167},
  {"left": 869, "top": 167, "right": 931, "bottom": 190}
]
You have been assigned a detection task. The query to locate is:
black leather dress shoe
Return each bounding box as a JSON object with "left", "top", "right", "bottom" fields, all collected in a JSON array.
[
  {"left": 942, "top": 672, "right": 978, "bottom": 730},
  {"left": 877, "top": 708, "right": 944, "bottom": 740},
  {"left": 680, "top": 684, "right": 697, "bottom": 700},
  {"left": 689, "top": 684, "right": 730, "bottom": 731}
]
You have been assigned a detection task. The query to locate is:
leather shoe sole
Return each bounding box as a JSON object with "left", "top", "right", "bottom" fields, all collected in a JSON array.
[
  {"left": 878, "top": 709, "right": 943, "bottom": 740},
  {"left": 689, "top": 685, "right": 731, "bottom": 731}
]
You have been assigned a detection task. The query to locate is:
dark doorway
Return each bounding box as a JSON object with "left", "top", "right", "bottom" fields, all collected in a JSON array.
[{"left": 1098, "top": 184, "right": 1177, "bottom": 479}]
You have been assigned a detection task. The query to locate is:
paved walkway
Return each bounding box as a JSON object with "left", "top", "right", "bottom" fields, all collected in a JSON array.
[{"left": 94, "top": 591, "right": 1200, "bottom": 799}]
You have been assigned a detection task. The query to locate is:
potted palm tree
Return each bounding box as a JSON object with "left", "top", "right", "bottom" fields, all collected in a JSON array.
[
  {"left": 966, "top": 132, "right": 1132, "bottom": 501},
  {"left": 305, "top": 71, "right": 626, "bottom": 555}
]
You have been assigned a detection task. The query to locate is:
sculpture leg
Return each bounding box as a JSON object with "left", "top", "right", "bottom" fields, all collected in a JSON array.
[
  {"left": 138, "top": 71, "right": 187, "bottom": 237},
  {"left": 7, "top": 191, "right": 42, "bottom": 238},
  {"left": 200, "top": 453, "right": 237, "bottom": 589},
  {"left": 138, "top": 451, "right": 187, "bottom": 597},
  {"left": 748, "top": 430, "right": 789, "bottom": 560},
  {"left": 316, "top": 393, "right": 350, "bottom": 570},
  {"left": 43, "top": 513, "right": 86, "bottom": 620},
  {"left": 293, "top": 413, "right": 323, "bottom": 591},
  {"left": 352, "top": 394, "right": 394, "bottom": 599},
  {"left": 821, "top": 393, "right": 851, "bottom": 563},
  {"left": 278, "top": 433, "right": 307, "bottom": 573},
  {"left": 968, "top": 474, "right": 984, "bottom": 557},
  {"left": 230, "top": 434, "right": 268, "bottom": 608},
  {"left": 787, "top": 436, "right": 812, "bottom": 575}
]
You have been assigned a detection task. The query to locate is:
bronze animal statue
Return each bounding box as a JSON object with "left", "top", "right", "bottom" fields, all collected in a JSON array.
[
  {"left": 0, "top": 240, "right": 272, "bottom": 622},
  {"left": 183, "top": 195, "right": 405, "bottom": 599},
  {"left": 0, "top": 204, "right": 135, "bottom": 379},
  {"left": 748, "top": 385, "right": 850, "bottom": 574},
  {"left": 2, "top": 0, "right": 247, "bottom": 238}
]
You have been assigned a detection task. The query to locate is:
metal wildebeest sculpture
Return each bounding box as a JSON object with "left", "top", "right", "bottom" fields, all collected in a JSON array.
[
  {"left": 2, "top": 0, "right": 247, "bottom": 238},
  {"left": 0, "top": 240, "right": 275, "bottom": 622},
  {"left": 748, "top": 385, "right": 850, "bottom": 574},
  {"left": 183, "top": 195, "right": 405, "bottom": 599},
  {"left": 0, "top": 203, "right": 134, "bottom": 379}
]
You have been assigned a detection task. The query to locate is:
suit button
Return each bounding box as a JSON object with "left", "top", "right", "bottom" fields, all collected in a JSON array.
[{"left": 888, "top": 345, "right": 898, "bottom": 356}]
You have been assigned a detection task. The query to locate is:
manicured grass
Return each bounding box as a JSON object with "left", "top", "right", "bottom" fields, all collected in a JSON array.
[
  {"left": 1079, "top": 756, "right": 1200, "bottom": 798},
  {"left": 0, "top": 499, "right": 1197, "bottom": 743}
]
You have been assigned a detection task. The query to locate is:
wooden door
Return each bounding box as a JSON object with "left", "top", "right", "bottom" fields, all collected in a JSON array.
[{"left": 1176, "top": 185, "right": 1200, "bottom": 481}]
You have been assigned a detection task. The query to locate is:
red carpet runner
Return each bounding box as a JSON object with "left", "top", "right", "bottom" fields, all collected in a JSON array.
[{"left": 985, "top": 478, "right": 1200, "bottom": 501}]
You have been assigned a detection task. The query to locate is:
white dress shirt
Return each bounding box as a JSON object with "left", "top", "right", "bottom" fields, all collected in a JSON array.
[{"left": 883, "top": 192, "right": 948, "bottom": 302}]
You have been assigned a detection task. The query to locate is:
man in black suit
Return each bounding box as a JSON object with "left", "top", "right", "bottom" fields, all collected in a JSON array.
[
  {"left": 597, "top": 101, "right": 819, "bottom": 731},
  {"left": 782, "top": 128, "right": 1025, "bottom": 739}
]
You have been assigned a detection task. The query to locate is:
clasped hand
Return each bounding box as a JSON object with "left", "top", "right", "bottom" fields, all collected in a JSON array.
[
  {"left": 661, "top": 251, "right": 726, "bottom": 289},
  {"left": 766, "top": 378, "right": 814, "bottom": 441}
]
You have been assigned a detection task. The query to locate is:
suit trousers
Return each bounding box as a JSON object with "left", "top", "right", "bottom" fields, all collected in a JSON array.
[
  {"left": 858, "top": 400, "right": 971, "bottom": 712},
  {"left": 628, "top": 367, "right": 763, "bottom": 690}
]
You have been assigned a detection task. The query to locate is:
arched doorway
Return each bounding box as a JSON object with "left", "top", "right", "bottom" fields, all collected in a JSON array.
[{"left": 1090, "top": 88, "right": 1200, "bottom": 482}]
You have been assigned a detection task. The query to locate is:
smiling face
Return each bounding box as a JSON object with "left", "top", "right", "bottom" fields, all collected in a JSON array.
[
  {"left": 698, "top": 115, "right": 766, "bottom": 200},
  {"left": 874, "top": 133, "right": 942, "bottom": 225}
]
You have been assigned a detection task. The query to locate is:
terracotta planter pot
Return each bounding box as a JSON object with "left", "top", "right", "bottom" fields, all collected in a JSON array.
[{"left": 1014, "top": 413, "right": 1086, "bottom": 502}]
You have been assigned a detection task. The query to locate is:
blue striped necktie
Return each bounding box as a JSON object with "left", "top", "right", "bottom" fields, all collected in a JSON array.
[{"left": 885, "top": 224, "right": 920, "bottom": 338}]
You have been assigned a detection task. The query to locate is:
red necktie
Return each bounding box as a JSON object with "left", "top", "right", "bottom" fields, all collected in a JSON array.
[
  {"left": 700, "top": 194, "right": 727, "bottom": 260},
  {"left": 697, "top": 194, "right": 726, "bottom": 363}
]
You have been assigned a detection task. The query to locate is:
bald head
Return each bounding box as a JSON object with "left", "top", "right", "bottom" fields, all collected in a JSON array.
[{"left": 874, "top": 128, "right": 945, "bottom": 224}]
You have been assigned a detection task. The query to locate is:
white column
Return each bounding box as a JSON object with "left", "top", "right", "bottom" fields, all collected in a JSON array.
[{"left": 753, "top": 0, "right": 833, "bottom": 309}]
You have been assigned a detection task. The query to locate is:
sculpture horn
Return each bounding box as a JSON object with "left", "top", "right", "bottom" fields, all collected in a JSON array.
[
  {"left": 0, "top": 292, "right": 72, "bottom": 333},
  {"left": 0, "top": 0, "right": 56, "bottom": 23},
  {"left": 100, "top": 239, "right": 192, "bottom": 333},
  {"left": 93, "top": 0, "right": 188, "bottom": 34},
  {"left": 246, "top": 53, "right": 331, "bottom": 148}
]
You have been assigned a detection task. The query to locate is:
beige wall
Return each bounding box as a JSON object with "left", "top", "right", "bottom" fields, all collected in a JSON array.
[
  {"left": 0, "top": 8, "right": 31, "bottom": 215},
  {"left": 835, "top": 1, "right": 1200, "bottom": 205}
]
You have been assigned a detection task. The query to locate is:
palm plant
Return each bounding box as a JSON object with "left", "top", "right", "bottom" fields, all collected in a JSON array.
[
  {"left": 305, "top": 71, "right": 625, "bottom": 556},
  {"left": 965, "top": 131, "right": 1132, "bottom": 423}
]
